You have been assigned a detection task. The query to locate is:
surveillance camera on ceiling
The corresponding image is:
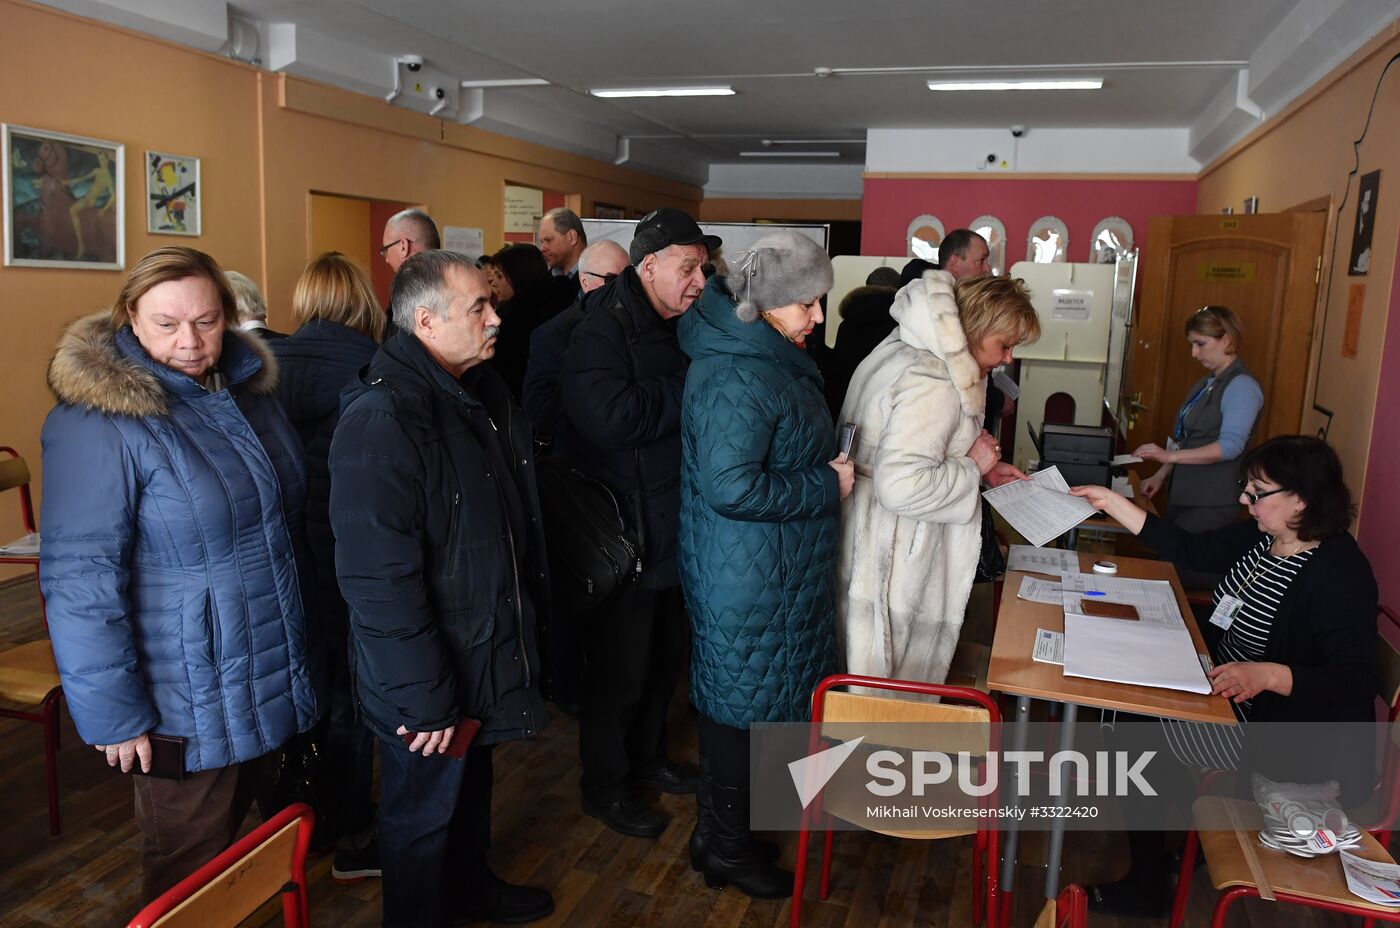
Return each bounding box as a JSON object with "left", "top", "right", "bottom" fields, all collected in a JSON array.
[
  {"left": 401, "top": 54, "right": 424, "bottom": 72},
  {"left": 1010, "top": 125, "right": 1026, "bottom": 138}
]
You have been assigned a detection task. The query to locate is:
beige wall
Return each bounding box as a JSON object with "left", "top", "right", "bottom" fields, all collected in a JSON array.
[
  {"left": 1196, "top": 21, "right": 1400, "bottom": 519},
  {"left": 307, "top": 194, "right": 374, "bottom": 283},
  {"left": 0, "top": 0, "right": 702, "bottom": 571}
]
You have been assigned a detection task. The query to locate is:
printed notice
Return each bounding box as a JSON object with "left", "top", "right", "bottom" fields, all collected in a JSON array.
[
  {"left": 982, "top": 466, "right": 1097, "bottom": 548},
  {"left": 442, "top": 226, "right": 485, "bottom": 259},
  {"left": 1341, "top": 850, "right": 1400, "bottom": 905},
  {"left": 1017, "top": 576, "right": 1065, "bottom": 606},
  {"left": 1051, "top": 289, "right": 1093, "bottom": 321},
  {"left": 1007, "top": 545, "right": 1080, "bottom": 577}
]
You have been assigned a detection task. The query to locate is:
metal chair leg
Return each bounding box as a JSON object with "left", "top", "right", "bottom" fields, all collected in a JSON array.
[{"left": 1168, "top": 828, "right": 1198, "bottom": 928}]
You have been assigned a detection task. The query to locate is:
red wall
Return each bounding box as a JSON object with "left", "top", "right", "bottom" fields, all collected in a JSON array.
[
  {"left": 860, "top": 176, "right": 1199, "bottom": 262},
  {"left": 1358, "top": 228, "right": 1400, "bottom": 610}
]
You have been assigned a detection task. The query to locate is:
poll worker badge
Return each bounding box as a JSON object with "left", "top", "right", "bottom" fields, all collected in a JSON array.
[{"left": 1209, "top": 594, "right": 1245, "bottom": 631}]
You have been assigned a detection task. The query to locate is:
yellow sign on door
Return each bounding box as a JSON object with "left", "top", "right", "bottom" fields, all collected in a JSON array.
[{"left": 1197, "top": 263, "right": 1256, "bottom": 282}]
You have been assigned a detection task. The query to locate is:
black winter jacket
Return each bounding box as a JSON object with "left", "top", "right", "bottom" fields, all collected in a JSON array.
[
  {"left": 270, "top": 320, "right": 378, "bottom": 650},
  {"left": 826, "top": 285, "right": 896, "bottom": 415},
  {"left": 491, "top": 275, "right": 579, "bottom": 402},
  {"left": 559, "top": 268, "right": 686, "bottom": 588},
  {"left": 329, "top": 330, "right": 550, "bottom": 744}
]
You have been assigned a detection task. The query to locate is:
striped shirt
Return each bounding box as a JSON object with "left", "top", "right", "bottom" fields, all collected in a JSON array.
[{"left": 1161, "top": 538, "right": 1316, "bottom": 770}]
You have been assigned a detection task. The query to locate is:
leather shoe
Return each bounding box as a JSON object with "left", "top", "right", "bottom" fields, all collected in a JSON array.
[
  {"left": 451, "top": 872, "right": 554, "bottom": 924},
  {"left": 632, "top": 760, "right": 700, "bottom": 795},
  {"left": 581, "top": 795, "right": 668, "bottom": 838}
]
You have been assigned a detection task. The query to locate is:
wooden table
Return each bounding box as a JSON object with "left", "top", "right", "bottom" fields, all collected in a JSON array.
[{"left": 988, "top": 551, "right": 1237, "bottom": 910}]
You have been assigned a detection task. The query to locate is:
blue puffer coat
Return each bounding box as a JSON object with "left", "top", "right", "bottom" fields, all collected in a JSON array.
[
  {"left": 39, "top": 313, "right": 319, "bottom": 773},
  {"left": 678, "top": 280, "right": 842, "bottom": 728}
]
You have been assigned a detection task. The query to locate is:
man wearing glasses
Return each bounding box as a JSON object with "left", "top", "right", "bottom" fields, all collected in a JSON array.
[{"left": 379, "top": 209, "right": 441, "bottom": 339}]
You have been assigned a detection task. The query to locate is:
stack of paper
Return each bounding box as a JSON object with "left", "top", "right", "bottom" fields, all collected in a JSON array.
[
  {"left": 1016, "top": 576, "right": 1064, "bottom": 606},
  {"left": 1342, "top": 851, "right": 1400, "bottom": 905},
  {"left": 1060, "top": 572, "right": 1211, "bottom": 695},
  {"left": 982, "top": 467, "right": 1097, "bottom": 548},
  {"left": 1007, "top": 545, "right": 1080, "bottom": 576},
  {"left": 0, "top": 532, "right": 38, "bottom": 557}
]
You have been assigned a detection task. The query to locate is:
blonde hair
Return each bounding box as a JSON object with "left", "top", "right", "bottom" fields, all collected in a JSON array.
[
  {"left": 953, "top": 275, "right": 1041, "bottom": 347},
  {"left": 1186, "top": 305, "right": 1243, "bottom": 354},
  {"left": 110, "top": 246, "right": 239, "bottom": 330},
  {"left": 291, "top": 252, "right": 384, "bottom": 342}
]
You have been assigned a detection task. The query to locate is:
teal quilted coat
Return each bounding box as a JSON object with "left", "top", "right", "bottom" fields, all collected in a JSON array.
[{"left": 678, "top": 279, "right": 842, "bottom": 727}]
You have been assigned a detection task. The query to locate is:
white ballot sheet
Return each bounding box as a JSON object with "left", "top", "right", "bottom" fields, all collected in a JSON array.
[
  {"left": 1060, "top": 573, "right": 1185, "bottom": 629},
  {"left": 1017, "top": 576, "right": 1065, "bottom": 606},
  {"left": 982, "top": 467, "right": 1097, "bottom": 547},
  {"left": 991, "top": 367, "right": 1021, "bottom": 399},
  {"left": 1007, "top": 544, "right": 1080, "bottom": 576},
  {"left": 1060, "top": 573, "right": 1209, "bottom": 694},
  {"left": 1033, "top": 628, "right": 1064, "bottom": 665},
  {"left": 1110, "top": 453, "right": 1143, "bottom": 466},
  {"left": 1111, "top": 475, "right": 1135, "bottom": 498},
  {"left": 1341, "top": 850, "right": 1400, "bottom": 905}
]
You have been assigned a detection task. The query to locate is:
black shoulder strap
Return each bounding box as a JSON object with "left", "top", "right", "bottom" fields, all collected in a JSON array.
[{"left": 605, "top": 299, "right": 648, "bottom": 561}]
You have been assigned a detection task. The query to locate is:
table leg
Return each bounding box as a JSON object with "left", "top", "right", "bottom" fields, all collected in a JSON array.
[
  {"left": 998, "top": 695, "right": 1033, "bottom": 898},
  {"left": 1043, "top": 701, "right": 1079, "bottom": 900},
  {"left": 1065, "top": 527, "right": 1079, "bottom": 550}
]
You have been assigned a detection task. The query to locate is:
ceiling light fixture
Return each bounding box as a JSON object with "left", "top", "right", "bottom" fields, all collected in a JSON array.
[
  {"left": 460, "top": 78, "right": 550, "bottom": 88},
  {"left": 738, "top": 151, "right": 841, "bottom": 158},
  {"left": 927, "top": 78, "right": 1103, "bottom": 91},
  {"left": 590, "top": 86, "right": 735, "bottom": 98}
]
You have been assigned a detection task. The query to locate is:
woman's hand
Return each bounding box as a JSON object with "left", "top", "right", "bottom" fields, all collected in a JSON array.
[
  {"left": 1208, "top": 661, "right": 1292, "bottom": 703},
  {"left": 1069, "top": 484, "right": 1146, "bottom": 534},
  {"left": 968, "top": 430, "right": 1001, "bottom": 476},
  {"left": 95, "top": 733, "right": 152, "bottom": 773},
  {"left": 1134, "top": 442, "right": 1175, "bottom": 464},
  {"left": 985, "top": 461, "right": 1029, "bottom": 488},
  {"left": 829, "top": 454, "right": 855, "bottom": 500},
  {"left": 1140, "top": 470, "right": 1167, "bottom": 499}
]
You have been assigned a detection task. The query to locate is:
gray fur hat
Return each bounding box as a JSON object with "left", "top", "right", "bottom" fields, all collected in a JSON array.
[{"left": 726, "top": 231, "right": 834, "bottom": 323}]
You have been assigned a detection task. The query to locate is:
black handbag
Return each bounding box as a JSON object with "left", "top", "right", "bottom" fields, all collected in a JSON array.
[
  {"left": 535, "top": 456, "right": 641, "bottom": 620},
  {"left": 974, "top": 501, "right": 1006, "bottom": 582}
]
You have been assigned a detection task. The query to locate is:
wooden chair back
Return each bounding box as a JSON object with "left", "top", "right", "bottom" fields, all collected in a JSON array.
[{"left": 0, "top": 447, "right": 37, "bottom": 535}]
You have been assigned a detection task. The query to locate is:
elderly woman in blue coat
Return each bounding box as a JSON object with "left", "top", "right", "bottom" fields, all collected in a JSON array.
[
  {"left": 40, "top": 246, "right": 319, "bottom": 903},
  {"left": 679, "top": 231, "right": 854, "bottom": 899}
]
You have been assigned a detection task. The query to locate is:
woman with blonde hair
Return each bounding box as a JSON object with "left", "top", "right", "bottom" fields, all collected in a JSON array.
[
  {"left": 837, "top": 272, "right": 1039, "bottom": 685},
  {"left": 268, "top": 251, "right": 383, "bottom": 877}
]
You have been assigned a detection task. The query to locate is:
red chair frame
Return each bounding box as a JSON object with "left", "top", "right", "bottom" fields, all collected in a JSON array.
[
  {"left": 0, "top": 445, "right": 63, "bottom": 835},
  {"left": 126, "top": 802, "right": 315, "bottom": 928},
  {"left": 790, "top": 673, "right": 1002, "bottom": 927},
  {"left": 1054, "top": 884, "right": 1088, "bottom": 928}
]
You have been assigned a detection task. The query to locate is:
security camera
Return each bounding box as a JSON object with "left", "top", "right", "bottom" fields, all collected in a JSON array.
[
  {"left": 986, "top": 153, "right": 998, "bottom": 164},
  {"left": 433, "top": 86, "right": 445, "bottom": 100},
  {"left": 1010, "top": 125, "right": 1026, "bottom": 138},
  {"left": 402, "top": 54, "right": 424, "bottom": 72}
]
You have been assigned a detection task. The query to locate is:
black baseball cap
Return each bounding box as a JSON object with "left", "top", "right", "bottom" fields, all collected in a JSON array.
[{"left": 629, "top": 208, "right": 722, "bottom": 265}]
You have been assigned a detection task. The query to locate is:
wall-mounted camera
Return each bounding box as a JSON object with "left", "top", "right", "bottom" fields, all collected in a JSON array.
[
  {"left": 1010, "top": 124, "right": 1026, "bottom": 138},
  {"left": 433, "top": 86, "right": 445, "bottom": 100},
  {"left": 402, "top": 54, "right": 424, "bottom": 72}
]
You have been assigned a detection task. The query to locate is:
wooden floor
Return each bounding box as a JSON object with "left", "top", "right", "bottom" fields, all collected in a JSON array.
[{"left": 0, "top": 574, "right": 1352, "bottom": 928}]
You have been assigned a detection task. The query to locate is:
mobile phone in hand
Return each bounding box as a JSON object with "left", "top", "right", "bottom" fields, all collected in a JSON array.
[
  {"left": 133, "top": 734, "right": 186, "bottom": 781},
  {"left": 838, "top": 422, "right": 858, "bottom": 458}
]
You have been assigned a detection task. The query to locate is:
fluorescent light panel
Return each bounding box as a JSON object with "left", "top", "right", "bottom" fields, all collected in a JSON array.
[
  {"left": 927, "top": 78, "right": 1103, "bottom": 91},
  {"left": 460, "top": 78, "right": 550, "bottom": 88},
  {"left": 591, "top": 86, "right": 734, "bottom": 98},
  {"left": 739, "top": 151, "right": 840, "bottom": 158}
]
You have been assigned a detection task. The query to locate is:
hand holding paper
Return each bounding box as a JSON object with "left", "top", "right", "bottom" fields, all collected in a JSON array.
[{"left": 982, "top": 466, "right": 1097, "bottom": 547}]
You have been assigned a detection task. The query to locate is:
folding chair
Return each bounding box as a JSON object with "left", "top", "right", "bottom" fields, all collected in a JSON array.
[
  {"left": 790, "top": 673, "right": 1001, "bottom": 927},
  {"left": 1034, "top": 884, "right": 1088, "bottom": 928},
  {"left": 126, "top": 803, "right": 316, "bottom": 928}
]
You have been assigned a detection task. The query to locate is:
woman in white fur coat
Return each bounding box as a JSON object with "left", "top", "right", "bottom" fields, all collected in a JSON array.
[{"left": 837, "top": 272, "right": 1040, "bottom": 684}]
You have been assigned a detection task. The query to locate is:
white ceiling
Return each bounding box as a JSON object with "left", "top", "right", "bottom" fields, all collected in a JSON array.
[{"left": 37, "top": 0, "right": 1400, "bottom": 185}]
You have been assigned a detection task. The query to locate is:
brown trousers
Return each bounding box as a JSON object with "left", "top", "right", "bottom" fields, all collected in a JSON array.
[{"left": 132, "top": 754, "right": 269, "bottom": 904}]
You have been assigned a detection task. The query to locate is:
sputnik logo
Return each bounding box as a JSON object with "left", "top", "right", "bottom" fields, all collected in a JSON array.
[{"left": 787, "top": 736, "right": 866, "bottom": 808}]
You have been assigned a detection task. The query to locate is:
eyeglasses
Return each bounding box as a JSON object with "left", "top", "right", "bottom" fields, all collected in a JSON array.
[
  {"left": 1238, "top": 480, "right": 1290, "bottom": 505},
  {"left": 379, "top": 238, "right": 412, "bottom": 258},
  {"left": 583, "top": 271, "right": 617, "bottom": 283}
]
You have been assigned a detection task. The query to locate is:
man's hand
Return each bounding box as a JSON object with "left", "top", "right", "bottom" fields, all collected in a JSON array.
[
  {"left": 397, "top": 724, "right": 457, "bottom": 756},
  {"left": 95, "top": 733, "right": 152, "bottom": 773}
]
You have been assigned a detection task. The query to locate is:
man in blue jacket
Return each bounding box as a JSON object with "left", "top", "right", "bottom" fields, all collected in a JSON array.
[
  {"left": 558, "top": 209, "right": 720, "bottom": 837},
  {"left": 330, "top": 251, "right": 553, "bottom": 926}
]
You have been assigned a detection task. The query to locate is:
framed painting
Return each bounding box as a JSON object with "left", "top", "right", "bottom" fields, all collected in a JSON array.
[
  {"left": 3, "top": 124, "right": 124, "bottom": 269},
  {"left": 146, "top": 151, "right": 200, "bottom": 236}
]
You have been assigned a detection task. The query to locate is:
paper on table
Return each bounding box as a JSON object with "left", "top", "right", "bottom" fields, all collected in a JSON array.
[
  {"left": 1017, "top": 576, "right": 1064, "bottom": 606},
  {"left": 1060, "top": 572, "right": 1184, "bottom": 629},
  {"left": 1007, "top": 544, "right": 1080, "bottom": 577},
  {"left": 0, "top": 531, "right": 38, "bottom": 556},
  {"left": 1111, "top": 475, "right": 1135, "bottom": 499},
  {"left": 1063, "top": 613, "right": 1212, "bottom": 694},
  {"left": 1341, "top": 850, "right": 1400, "bottom": 905},
  {"left": 1032, "top": 628, "right": 1064, "bottom": 665},
  {"left": 1110, "top": 453, "right": 1142, "bottom": 466},
  {"left": 981, "top": 466, "right": 1097, "bottom": 548}
]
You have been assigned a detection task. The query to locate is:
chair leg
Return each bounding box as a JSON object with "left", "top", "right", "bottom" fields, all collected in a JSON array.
[
  {"left": 790, "top": 817, "right": 812, "bottom": 928},
  {"left": 972, "top": 831, "right": 985, "bottom": 926},
  {"left": 42, "top": 690, "right": 61, "bottom": 836},
  {"left": 818, "top": 815, "right": 835, "bottom": 900},
  {"left": 1210, "top": 886, "right": 1255, "bottom": 928},
  {"left": 1168, "top": 828, "right": 1198, "bottom": 928}
]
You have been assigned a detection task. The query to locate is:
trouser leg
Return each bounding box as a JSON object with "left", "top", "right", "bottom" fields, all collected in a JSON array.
[
  {"left": 626, "top": 585, "right": 688, "bottom": 772},
  {"left": 580, "top": 583, "right": 657, "bottom": 801}
]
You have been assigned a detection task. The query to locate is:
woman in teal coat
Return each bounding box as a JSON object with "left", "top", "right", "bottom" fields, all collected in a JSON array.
[{"left": 678, "top": 231, "right": 854, "bottom": 899}]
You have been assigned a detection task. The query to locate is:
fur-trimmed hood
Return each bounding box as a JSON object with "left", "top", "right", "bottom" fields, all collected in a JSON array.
[
  {"left": 47, "top": 311, "right": 279, "bottom": 417},
  {"left": 837, "top": 285, "right": 896, "bottom": 325},
  {"left": 888, "top": 270, "right": 984, "bottom": 421}
]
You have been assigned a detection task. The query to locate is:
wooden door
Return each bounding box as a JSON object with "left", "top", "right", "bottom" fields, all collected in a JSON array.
[{"left": 1125, "top": 213, "right": 1325, "bottom": 450}]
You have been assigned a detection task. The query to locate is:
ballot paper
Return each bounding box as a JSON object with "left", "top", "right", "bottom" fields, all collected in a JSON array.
[
  {"left": 1007, "top": 544, "right": 1080, "bottom": 577},
  {"left": 1111, "top": 475, "right": 1135, "bottom": 498},
  {"left": 0, "top": 531, "right": 38, "bottom": 556},
  {"left": 991, "top": 367, "right": 1021, "bottom": 399},
  {"left": 1017, "top": 576, "right": 1065, "bottom": 606},
  {"left": 1341, "top": 850, "right": 1400, "bottom": 905},
  {"left": 1060, "top": 573, "right": 1210, "bottom": 695},
  {"left": 1110, "top": 453, "right": 1142, "bottom": 466},
  {"left": 981, "top": 466, "right": 1097, "bottom": 548},
  {"left": 1032, "top": 628, "right": 1064, "bottom": 665}
]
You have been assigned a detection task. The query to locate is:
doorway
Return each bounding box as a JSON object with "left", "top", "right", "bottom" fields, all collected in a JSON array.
[{"left": 309, "top": 192, "right": 418, "bottom": 309}]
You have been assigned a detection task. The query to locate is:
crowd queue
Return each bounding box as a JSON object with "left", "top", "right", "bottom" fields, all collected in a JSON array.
[{"left": 35, "top": 204, "right": 1378, "bottom": 925}]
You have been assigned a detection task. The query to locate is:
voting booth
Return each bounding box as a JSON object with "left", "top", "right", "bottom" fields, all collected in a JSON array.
[{"left": 825, "top": 255, "right": 907, "bottom": 349}]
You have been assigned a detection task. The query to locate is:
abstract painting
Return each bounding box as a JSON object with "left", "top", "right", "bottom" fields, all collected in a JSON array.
[{"left": 146, "top": 151, "right": 199, "bottom": 236}]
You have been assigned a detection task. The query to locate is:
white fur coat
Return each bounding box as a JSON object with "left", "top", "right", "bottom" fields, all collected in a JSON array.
[{"left": 836, "top": 270, "right": 986, "bottom": 685}]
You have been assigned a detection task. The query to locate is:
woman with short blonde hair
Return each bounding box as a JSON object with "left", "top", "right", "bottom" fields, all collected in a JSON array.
[{"left": 290, "top": 251, "right": 383, "bottom": 341}]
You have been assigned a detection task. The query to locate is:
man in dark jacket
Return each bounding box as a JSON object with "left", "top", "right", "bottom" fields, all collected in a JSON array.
[
  {"left": 330, "top": 250, "right": 553, "bottom": 927},
  {"left": 558, "top": 208, "right": 719, "bottom": 838}
]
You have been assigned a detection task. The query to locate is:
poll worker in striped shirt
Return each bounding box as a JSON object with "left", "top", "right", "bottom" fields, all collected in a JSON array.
[{"left": 1070, "top": 435, "right": 1378, "bottom": 916}]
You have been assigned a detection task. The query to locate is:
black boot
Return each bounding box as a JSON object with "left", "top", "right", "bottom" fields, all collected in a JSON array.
[
  {"left": 1086, "top": 830, "right": 1171, "bottom": 917},
  {"left": 698, "top": 781, "right": 793, "bottom": 899},
  {"left": 688, "top": 776, "right": 780, "bottom": 871}
]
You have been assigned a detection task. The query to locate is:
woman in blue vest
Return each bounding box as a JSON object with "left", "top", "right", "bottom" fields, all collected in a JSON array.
[
  {"left": 40, "top": 246, "right": 318, "bottom": 903},
  {"left": 678, "top": 231, "right": 854, "bottom": 899}
]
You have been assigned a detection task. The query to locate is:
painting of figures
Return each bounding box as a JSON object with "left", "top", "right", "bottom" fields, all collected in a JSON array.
[
  {"left": 146, "top": 151, "right": 199, "bottom": 236},
  {"left": 3, "top": 124, "right": 124, "bottom": 269}
]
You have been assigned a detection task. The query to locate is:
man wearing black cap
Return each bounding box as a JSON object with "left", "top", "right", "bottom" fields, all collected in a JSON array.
[{"left": 558, "top": 208, "right": 720, "bottom": 837}]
